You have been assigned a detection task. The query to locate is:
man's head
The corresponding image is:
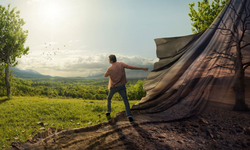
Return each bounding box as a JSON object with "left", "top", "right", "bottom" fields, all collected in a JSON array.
[{"left": 109, "top": 54, "right": 117, "bottom": 64}]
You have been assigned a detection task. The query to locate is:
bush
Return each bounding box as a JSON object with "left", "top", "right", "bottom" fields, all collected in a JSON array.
[{"left": 127, "top": 79, "right": 146, "bottom": 100}]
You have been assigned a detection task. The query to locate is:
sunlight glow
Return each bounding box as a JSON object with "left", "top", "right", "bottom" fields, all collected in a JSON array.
[{"left": 45, "top": 3, "right": 61, "bottom": 18}]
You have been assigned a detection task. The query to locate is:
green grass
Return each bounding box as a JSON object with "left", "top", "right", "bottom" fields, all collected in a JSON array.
[{"left": 0, "top": 96, "right": 140, "bottom": 149}]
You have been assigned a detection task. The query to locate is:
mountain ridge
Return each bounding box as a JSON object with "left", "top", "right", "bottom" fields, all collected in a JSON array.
[{"left": 6, "top": 67, "right": 149, "bottom": 79}]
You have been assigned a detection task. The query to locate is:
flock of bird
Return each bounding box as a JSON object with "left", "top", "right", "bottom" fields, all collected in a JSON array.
[
  {"left": 40, "top": 43, "right": 66, "bottom": 60},
  {"left": 23, "top": 42, "right": 66, "bottom": 62}
]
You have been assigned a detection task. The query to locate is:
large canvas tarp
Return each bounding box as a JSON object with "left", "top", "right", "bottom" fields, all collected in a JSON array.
[
  {"left": 131, "top": 0, "right": 250, "bottom": 118},
  {"left": 8, "top": 0, "right": 250, "bottom": 149}
]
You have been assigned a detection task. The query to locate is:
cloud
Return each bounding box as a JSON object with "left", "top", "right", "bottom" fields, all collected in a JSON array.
[
  {"left": 63, "top": 54, "right": 155, "bottom": 70},
  {"left": 67, "top": 40, "right": 86, "bottom": 49},
  {"left": 117, "top": 55, "right": 157, "bottom": 66},
  {"left": 67, "top": 40, "right": 83, "bottom": 44},
  {"left": 16, "top": 53, "right": 156, "bottom": 77}
]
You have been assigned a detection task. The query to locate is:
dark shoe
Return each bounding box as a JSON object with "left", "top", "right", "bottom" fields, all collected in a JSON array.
[{"left": 128, "top": 117, "right": 134, "bottom": 124}]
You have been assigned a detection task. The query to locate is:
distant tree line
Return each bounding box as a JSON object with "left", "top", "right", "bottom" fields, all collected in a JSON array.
[{"left": 0, "top": 77, "right": 146, "bottom": 100}]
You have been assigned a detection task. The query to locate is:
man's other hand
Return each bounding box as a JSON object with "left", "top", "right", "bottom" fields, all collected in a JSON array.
[{"left": 143, "top": 67, "right": 148, "bottom": 71}]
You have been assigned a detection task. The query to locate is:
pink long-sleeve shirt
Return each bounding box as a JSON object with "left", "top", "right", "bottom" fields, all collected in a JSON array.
[{"left": 104, "top": 62, "right": 138, "bottom": 90}]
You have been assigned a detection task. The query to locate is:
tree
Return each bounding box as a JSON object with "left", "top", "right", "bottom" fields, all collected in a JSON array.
[
  {"left": 127, "top": 80, "right": 146, "bottom": 100},
  {"left": 0, "top": 4, "right": 29, "bottom": 99},
  {"left": 188, "top": 0, "right": 229, "bottom": 34},
  {"left": 0, "top": 65, "right": 5, "bottom": 96},
  {"left": 208, "top": 0, "right": 250, "bottom": 111}
]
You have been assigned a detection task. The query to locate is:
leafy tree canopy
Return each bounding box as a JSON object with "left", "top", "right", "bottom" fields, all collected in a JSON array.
[
  {"left": 0, "top": 4, "right": 29, "bottom": 67},
  {"left": 188, "top": 0, "right": 229, "bottom": 34}
]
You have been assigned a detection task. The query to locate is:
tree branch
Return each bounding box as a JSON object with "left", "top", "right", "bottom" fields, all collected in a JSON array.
[
  {"left": 207, "top": 55, "right": 235, "bottom": 61},
  {"left": 208, "top": 64, "right": 235, "bottom": 73},
  {"left": 240, "top": 43, "right": 250, "bottom": 49},
  {"left": 246, "top": 0, "right": 250, "bottom": 17},
  {"left": 228, "top": 2, "right": 240, "bottom": 19},
  {"left": 217, "top": 27, "right": 235, "bottom": 37},
  {"left": 207, "top": 51, "right": 236, "bottom": 62},
  {"left": 243, "top": 62, "right": 250, "bottom": 72},
  {"left": 241, "top": 40, "right": 248, "bottom": 43}
]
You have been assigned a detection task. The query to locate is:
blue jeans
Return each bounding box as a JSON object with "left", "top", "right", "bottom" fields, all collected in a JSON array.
[{"left": 107, "top": 84, "right": 132, "bottom": 118}]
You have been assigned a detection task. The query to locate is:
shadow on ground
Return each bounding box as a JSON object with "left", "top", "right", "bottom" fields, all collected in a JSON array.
[{"left": 0, "top": 98, "right": 10, "bottom": 105}]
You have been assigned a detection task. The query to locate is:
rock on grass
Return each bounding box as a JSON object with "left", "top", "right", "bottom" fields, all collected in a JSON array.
[
  {"left": 37, "top": 122, "right": 44, "bottom": 125},
  {"left": 40, "top": 127, "right": 46, "bottom": 130}
]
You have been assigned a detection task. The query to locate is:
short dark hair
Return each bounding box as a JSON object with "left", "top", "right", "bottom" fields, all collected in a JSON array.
[{"left": 109, "top": 54, "right": 117, "bottom": 63}]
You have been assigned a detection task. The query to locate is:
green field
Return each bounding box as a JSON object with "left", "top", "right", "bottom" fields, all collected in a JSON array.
[{"left": 0, "top": 96, "right": 140, "bottom": 149}]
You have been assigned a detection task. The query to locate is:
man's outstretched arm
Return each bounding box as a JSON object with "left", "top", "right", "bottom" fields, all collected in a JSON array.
[
  {"left": 129, "top": 66, "right": 148, "bottom": 71},
  {"left": 123, "top": 63, "right": 148, "bottom": 71}
]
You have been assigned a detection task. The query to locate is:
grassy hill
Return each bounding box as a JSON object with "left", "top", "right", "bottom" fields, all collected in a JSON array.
[{"left": 0, "top": 96, "right": 139, "bottom": 149}]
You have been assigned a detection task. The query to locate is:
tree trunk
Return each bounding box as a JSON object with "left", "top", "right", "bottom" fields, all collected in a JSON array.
[
  {"left": 0, "top": 68, "right": 4, "bottom": 96},
  {"left": 5, "top": 61, "right": 11, "bottom": 99},
  {"left": 233, "top": 45, "right": 249, "bottom": 111},
  {"left": 233, "top": 40, "right": 249, "bottom": 111},
  {"left": 233, "top": 78, "right": 248, "bottom": 111}
]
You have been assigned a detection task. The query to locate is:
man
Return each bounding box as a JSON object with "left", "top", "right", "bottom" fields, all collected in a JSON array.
[{"left": 104, "top": 54, "right": 148, "bottom": 123}]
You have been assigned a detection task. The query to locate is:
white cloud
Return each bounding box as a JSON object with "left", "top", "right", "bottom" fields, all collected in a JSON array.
[
  {"left": 16, "top": 53, "right": 156, "bottom": 77},
  {"left": 67, "top": 40, "right": 85, "bottom": 48},
  {"left": 67, "top": 39, "right": 82, "bottom": 44}
]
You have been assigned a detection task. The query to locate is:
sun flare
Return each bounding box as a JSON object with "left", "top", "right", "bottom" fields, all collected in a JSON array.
[{"left": 45, "top": 3, "right": 61, "bottom": 18}]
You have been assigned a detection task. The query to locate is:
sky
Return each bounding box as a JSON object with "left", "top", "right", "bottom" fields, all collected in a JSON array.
[{"left": 0, "top": 0, "right": 199, "bottom": 77}]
